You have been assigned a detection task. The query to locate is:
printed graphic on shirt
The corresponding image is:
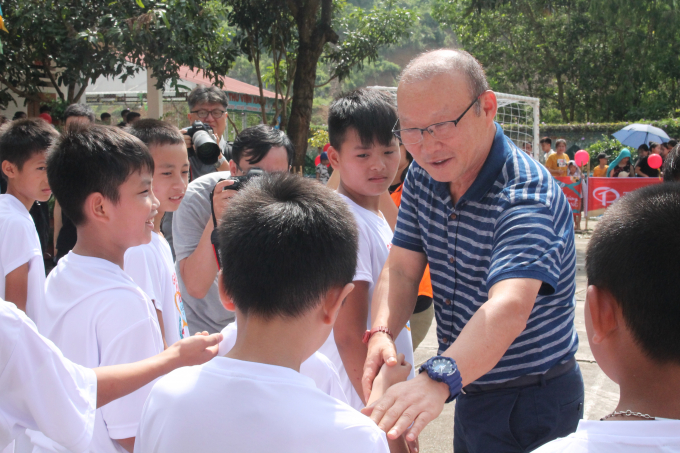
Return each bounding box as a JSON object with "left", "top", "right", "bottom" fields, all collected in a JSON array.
[
  {"left": 557, "top": 158, "right": 567, "bottom": 167},
  {"left": 172, "top": 273, "right": 189, "bottom": 339}
]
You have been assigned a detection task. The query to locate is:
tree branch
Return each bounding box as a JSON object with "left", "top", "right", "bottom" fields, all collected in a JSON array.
[{"left": 42, "top": 61, "right": 65, "bottom": 101}]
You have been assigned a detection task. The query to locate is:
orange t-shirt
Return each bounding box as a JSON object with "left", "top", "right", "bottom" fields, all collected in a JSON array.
[
  {"left": 391, "top": 185, "right": 433, "bottom": 298},
  {"left": 592, "top": 165, "right": 608, "bottom": 177}
]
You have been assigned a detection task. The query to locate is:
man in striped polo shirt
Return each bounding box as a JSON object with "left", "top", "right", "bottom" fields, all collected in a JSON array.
[{"left": 361, "top": 49, "right": 583, "bottom": 452}]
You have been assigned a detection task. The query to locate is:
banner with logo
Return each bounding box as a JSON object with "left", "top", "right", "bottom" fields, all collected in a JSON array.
[
  {"left": 554, "top": 176, "right": 582, "bottom": 213},
  {"left": 587, "top": 177, "right": 662, "bottom": 217}
]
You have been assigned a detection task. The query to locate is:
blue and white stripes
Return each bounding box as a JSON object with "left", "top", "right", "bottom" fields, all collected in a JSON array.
[{"left": 393, "top": 124, "right": 578, "bottom": 384}]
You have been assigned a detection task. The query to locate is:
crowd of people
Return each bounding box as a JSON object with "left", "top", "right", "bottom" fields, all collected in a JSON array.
[{"left": 1, "top": 48, "right": 679, "bottom": 453}]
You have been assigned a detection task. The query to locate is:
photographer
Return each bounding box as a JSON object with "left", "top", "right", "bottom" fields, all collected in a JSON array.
[
  {"left": 172, "top": 125, "right": 294, "bottom": 333},
  {"left": 183, "top": 85, "right": 232, "bottom": 179}
]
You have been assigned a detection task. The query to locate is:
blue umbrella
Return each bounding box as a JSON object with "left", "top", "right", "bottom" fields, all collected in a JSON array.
[{"left": 612, "top": 123, "right": 670, "bottom": 149}]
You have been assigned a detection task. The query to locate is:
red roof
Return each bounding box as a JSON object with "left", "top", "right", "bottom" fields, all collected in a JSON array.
[{"left": 178, "top": 67, "right": 277, "bottom": 99}]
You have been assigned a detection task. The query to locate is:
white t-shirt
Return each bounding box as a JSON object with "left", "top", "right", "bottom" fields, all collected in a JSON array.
[
  {"left": 318, "top": 194, "right": 415, "bottom": 410},
  {"left": 30, "top": 252, "right": 163, "bottom": 453},
  {"left": 0, "top": 300, "right": 96, "bottom": 453},
  {"left": 134, "top": 357, "right": 389, "bottom": 453},
  {"left": 218, "top": 322, "right": 348, "bottom": 404},
  {"left": 531, "top": 419, "right": 680, "bottom": 453},
  {"left": 124, "top": 232, "right": 190, "bottom": 345},
  {"left": 0, "top": 195, "right": 45, "bottom": 323}
]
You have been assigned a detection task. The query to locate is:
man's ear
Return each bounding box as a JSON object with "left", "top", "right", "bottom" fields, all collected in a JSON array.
[
  {"left": 322, "top": 283, "right": 355, "bottom": 325},
  {"left": 480, "top": 90, "right": 498, "bottom": 121},
  {"left": 1, "top": 160, "right": 18, "bottom": 179},
  {"left": 218, "top": 273, "right": 236, "bottom": 312},
  {"left": 228, "top": 159, "right": 239, "bottom": 175},
  {"left": 327, "top": 146, "right": 341, "bottom": 169},
  {"left": 586, "top": 285, "right": 619, "bottom": 344},
  {"left": 82, "top": 192, "right": 108, "bottom": 225}
]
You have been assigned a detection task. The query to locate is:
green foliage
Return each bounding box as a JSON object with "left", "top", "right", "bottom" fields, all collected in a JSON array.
[
  {"left": 308, "top": 128, "right": 330, "bottom": 149},
  {"left": 434, "top": 0, "right": 680, "bottom": 124}
]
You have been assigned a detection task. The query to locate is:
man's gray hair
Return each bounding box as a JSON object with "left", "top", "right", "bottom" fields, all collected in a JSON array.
[
  {"left": 399, "top": 49, "right": 490, "bottom": 113},
  {"left": 187, "top": 85, "right": 229, "bottom": 110}
]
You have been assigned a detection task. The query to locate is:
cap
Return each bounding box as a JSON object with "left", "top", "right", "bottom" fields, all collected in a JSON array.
[{"left": 320, "top": 152, "right": 328, "bottom": 161}]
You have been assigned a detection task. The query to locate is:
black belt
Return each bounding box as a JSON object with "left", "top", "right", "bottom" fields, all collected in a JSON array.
[{"left": 462, "top": 357, "right": 577, "bottom": 394}]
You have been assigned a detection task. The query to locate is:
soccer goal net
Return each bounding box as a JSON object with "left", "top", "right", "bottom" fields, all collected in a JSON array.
[{"left": 368, "top": 87, "right": 541, "bottom": 160}]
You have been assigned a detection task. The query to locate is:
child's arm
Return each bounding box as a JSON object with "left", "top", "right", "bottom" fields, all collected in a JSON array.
[
  {"left": 93, "top": 331, "right": 221, "bottom": 408},
  {"left": 368, "top": 355, "right": 413, "bottom": 453},
  {"left": 5, "top": 263, "right": 29, "bottom": 312},
  {"left": 334, "top": 280, "right": 371, "bottom": 404}
]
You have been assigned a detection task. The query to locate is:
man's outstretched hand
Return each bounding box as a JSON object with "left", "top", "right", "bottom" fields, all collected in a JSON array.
[
  {"left": 362, "top": 332, "right": 398, "bottom": 402},
  {"left": 361, "top": 372, "right": 450, "bottom": 443}
]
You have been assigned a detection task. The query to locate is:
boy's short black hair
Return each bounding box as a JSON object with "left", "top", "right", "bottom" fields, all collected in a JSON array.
[
  {"left": 47, "top": 124, "right": 154, "bottom": 225},
  {"left": 586, "top": 183, "right": 680, "bottom": 364},
  {"left": 0, "top": 119, "right": 59, "bottom": 176},
  {"left": 328, "top": 88, "right": 398, "bottom": 151},
  {"left": 125, "top": 119, "right": 184, "bottom": 149},
  {"left": 126, "top": 112, "right": 141, "bottom": 122},
  {"left": 540, "top": 136, "right": 552, "bottom": 145},
  {"left": 637, "top": 144, "right": 650, "bottom": 152},
  {"left": 649, "top": 141, "right": 660, "bottom": 150},
  {"left": 663, "top": 144, "right": 680, "bottom": 182},
  {"left": 231, "top": 124, "right": 294, "bottom": 167},
  {"left": 12, "top": 112, "right": 27, "bottom": 120},
  {"left": 666, "top": 139, "right": 678, "bottom": 149},
  {"left": 101, "top": 112, "right": 111, "bottom": 121},
  {"left": 121, "top": 109, "right": 130, "bottom": 119},
  {"left": 218, "top": 173, "right": 358, "bottom": 319},
  {"left": 63, "top": 104, "right": 95, "bottom": 123},
  {"left": 39, "top": 105, "right": 51, "bottom": 114}
]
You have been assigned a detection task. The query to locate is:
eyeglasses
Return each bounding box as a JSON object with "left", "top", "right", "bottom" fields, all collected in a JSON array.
[
  {"left": 393, "top": 95, "right": 481, "bottom": 145},
  {"left": 190, "top": 109, "right": 226, "bottom": 120}
]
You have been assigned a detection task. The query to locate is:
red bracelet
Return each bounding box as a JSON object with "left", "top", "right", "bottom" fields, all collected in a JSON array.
[{"left": 362, "top": 326, "right": 393, "bottom": 344}]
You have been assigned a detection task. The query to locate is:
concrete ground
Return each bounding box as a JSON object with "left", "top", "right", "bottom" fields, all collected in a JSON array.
[{"left": 415, "top": 221, "right": 620, "bottom": 452}]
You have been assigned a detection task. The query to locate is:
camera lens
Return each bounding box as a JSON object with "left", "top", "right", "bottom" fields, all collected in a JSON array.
[{"left": 193, "top": 130, "right": 222, "bottom": 165}]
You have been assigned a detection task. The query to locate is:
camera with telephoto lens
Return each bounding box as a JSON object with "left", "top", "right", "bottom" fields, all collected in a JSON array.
[
  {"left": 185, "top": 120, "right": 221, "bottom": 165},
  {"left": 209, "top": 167, "right": 266, "bottom": 268}
]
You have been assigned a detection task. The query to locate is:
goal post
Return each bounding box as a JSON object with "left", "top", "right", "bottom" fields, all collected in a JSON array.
[{"left": 368, "top": 87, "right": 540, "bottom": 160}]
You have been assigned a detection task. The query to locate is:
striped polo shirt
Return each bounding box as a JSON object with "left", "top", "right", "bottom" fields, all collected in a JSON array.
[{"left": 393, "top": 123, "right": 578, "bottom": 384}]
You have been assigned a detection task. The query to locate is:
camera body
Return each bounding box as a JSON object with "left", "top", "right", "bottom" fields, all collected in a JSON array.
[
  {"left": 217, "top": 167, "right": 265, "bottom": 192},
  {"left": 185, "top": 120, "right": 222, "bottom": 165}
]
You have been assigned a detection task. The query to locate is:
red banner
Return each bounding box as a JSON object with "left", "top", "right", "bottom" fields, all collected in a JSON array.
[
  {"left": 587, "top": 177, "right": 662, "bottom": 217},
  {"left": 554, "top": 176, "right": 582, "bottom": 212}
]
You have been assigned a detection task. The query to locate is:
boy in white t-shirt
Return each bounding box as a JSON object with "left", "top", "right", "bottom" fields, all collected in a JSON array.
[
  {"left": 0, "top": 297, "right": 222, "bottom": 453},
  {"left": 32, "top": 125, "right": 164, "bottom": 453},
  {"left": 532, "top": 184, "right": 680, "bottom": 453},
  {"left": 0, "top": 119, "right": 59, "bottom": 320},
  {"left": 322, "top": 88, "right": 416, "bottom": 411},
  {"left": 136, "top": 173, "right": 403, "bottom": 453},
  {"left": 124, "top": 120, "right": 190, "bottom": 347}
]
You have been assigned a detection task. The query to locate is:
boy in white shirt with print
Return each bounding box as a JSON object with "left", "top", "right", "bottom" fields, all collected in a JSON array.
[
  {"left": 124, "top": 120, "right": 190, "bottom": 347},
  {"left": 0, "top": 119, "right": 59, "bottom": 320},
  {"left": 322, "top": 89, "right": 416, "bottom": 410},
  {"left": 0, "top": 297, "right": 222, "bottom": 453},
  {"left": 32, "top": 125, "right": 164, "bottom": 453},
  {"left": 136, "top": 173, "right": 408, "bottom": 453},
  {"left": 533, "top": 184, "right": 680, "bottom": 452}
]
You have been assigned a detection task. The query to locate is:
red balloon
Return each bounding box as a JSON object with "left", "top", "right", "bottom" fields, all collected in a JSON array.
[
  {"left": 648, "top": 153, "right": 662, "bottom": 169},
  {"left": 574, "top": 150, "right": 589, "bottom": 167},
  {"left": 323, "top": 143, "right": 330, "bottom": 152}
]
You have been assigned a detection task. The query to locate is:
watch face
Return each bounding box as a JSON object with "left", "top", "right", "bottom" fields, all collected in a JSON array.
[{"left": 432, "top": 358, "right": 454, "bottom": 376}]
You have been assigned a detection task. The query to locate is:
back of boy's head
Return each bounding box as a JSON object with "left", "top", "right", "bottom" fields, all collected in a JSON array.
[
  {"left": 218, "top": 173, "right": 358, "bottom": 319},
  {"left": 125, "top": 119, "right": 184, "bottom": 149},
  {"left": 63, "top": 104, "right": 95, "bottom": 124},
  {"left": 663, "top": 145, "right": 680, "bottom": 182},
  {"left": 47, "top": 124, "right": 154, "bottom": 226},
  {"left": 328, "top": 88, "right": 397, "bottom": 151},
  {"left": 586, "top": 183, "right": 680, "bottom": 364},
  {"left": 0, "top": 119, "right": 59, "bottom": 177}
]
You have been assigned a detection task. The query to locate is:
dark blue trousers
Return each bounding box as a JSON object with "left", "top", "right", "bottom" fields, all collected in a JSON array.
[{"left": 453, "top": 362, "right": 584, "bottom": 453}]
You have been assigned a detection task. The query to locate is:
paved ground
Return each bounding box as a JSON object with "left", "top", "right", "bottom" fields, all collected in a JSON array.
[{"left": 415, "top": 221, "right": 620, "bottom": 452}]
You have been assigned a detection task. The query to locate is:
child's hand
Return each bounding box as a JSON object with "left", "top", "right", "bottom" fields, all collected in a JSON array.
[
  {"left": 367, "top": 353, "right": 411, "bottom": 405},
  {"left": 164, "top": 331, "right": 223, "bottom": 370}
]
